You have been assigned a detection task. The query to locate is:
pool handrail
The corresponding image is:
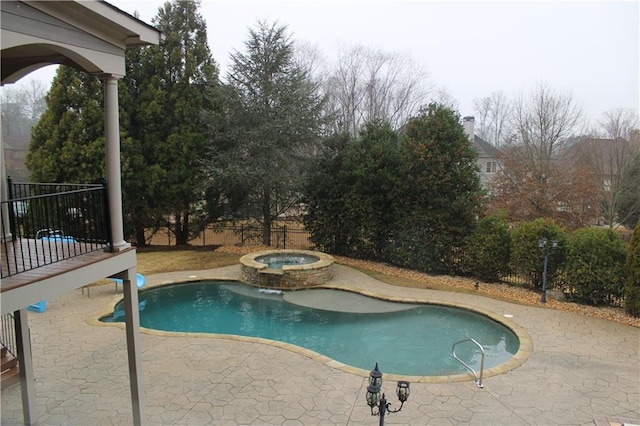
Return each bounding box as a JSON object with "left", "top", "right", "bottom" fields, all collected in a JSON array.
[{"left": 452, "top": 338, "right": 485, "bottom": 388}]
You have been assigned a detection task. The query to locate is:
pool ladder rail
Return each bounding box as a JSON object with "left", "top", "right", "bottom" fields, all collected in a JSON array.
[{"left": 452, "top": 338, "right": 485, "bottom": 388}]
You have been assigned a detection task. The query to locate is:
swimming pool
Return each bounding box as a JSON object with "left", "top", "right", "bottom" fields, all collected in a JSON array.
[{"left": 101, "top": 281, "right": 520, "bottom": 377}]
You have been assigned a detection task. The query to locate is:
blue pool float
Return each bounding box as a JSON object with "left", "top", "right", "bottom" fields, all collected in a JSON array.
[
  {"left": 36, "top": 229, "right": 76, "bottom": 243},
  {"left": 110, "top": 273, "right": 146, "bottom": 289},
  {"left": 27, "top": 300, "right": 47, "bottom": 313}
]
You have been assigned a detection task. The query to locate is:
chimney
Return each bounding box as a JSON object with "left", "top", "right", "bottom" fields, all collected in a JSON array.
[{"left": 463, "top": 116, "right": 475, "bottom": 143}]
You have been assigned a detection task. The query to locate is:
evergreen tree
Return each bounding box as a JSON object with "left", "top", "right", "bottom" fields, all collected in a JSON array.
[
  {"left": 304, "top": 105, "right": 483, "bottom": 272},
  {"left": 624, "top": 221, "right": 640, "bottom": 316},
  {"left": 120, "top": 44, "right": 168, "bottom": 246},
  {"left": 388, "top": 103, "right": 483, "bottom": 272},
  {"left": 303, "top": 122, "right": 401, "bottom": 258},
  {"left": 26, "top": 67, "right": 105, "bottom": 183},
  {"left": 564, "top": 227, "right": 626, "bottom": 306},
  {"left": 618, "top": 152, "right": 640, "bottom": 228},
  {"left": 303, "top": 132, "right": 355, "bottom": 254},
  {"left": 461, "top": 215, "right": 512, "bottom": 281},
  {"left": 141, "top": 0, "right": 220, "bottom": 245},
  {"left": 347, "top": 121, "right": 403, "bottom": 258},
  {"left": 204, "top": 20, "right": 325, "bottom": 245}
]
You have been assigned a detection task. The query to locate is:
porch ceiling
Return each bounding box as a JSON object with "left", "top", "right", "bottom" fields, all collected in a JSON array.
[{"left": 1, "top": 0, "right": 160, "bottom": 84}]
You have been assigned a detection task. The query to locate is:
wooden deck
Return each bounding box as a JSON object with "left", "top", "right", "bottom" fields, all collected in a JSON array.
[{"left": 1, "top": 238, "right": 116, "bottom": 293}]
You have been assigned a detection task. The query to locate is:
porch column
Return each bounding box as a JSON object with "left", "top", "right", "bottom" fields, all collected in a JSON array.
[
  {"left": 103, "top": 75, "right": 130, "bottom": 251},
  {"left": 1, "top": 139, "right": 12, "bottom": 242},
  {"left": 122, "top": 268, "right": 145, "bottom": 425},
  {"left": 15, "top": 308, "right": 36, "bottom": 425}
]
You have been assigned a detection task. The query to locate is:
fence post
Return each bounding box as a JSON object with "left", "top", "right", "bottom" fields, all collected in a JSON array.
[{"left": 283, "top": 225, "right": 287, "bottom": 249}]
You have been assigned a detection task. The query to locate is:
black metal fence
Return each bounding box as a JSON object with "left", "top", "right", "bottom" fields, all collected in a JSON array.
[
  {"left": 149, "top": 222, "right": 627, "bottom": 308},
  {"left": 151, "top": 222, "right": 314, "bottom": 250},
  {"left": 1, "top": 179, "right": 112, "bottom": 278}
]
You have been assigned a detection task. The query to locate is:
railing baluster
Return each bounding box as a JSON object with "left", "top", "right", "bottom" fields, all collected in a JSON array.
[{"left": 1, "top": 182, "right": 112, "bottom": 278}]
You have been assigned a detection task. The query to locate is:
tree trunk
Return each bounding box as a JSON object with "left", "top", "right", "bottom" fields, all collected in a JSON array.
[
  {"left": 135, "top": 225, "right": 147, "bottom": 247},
  {"left": 175, "top": 212, "right": 190, "bottom": 246},
  {"left": 263, "top": 189, "right": 271, "bottom": 246}
]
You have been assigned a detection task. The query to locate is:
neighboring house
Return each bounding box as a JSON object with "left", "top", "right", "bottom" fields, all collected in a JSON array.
[
  {"left": 1, "top": 2, "right": 160, "bottom": 425},
  {"left": 562, "top": 133, "right": 639, "bottom": 226},
  {"left": 2, "top": 135, "right": 29, "bottom": 182},
  {"left": 462, "top": 116, "right": 501, "bottom": 189},
  {"left": 563, "top": 136, "right": 635, "bottom": 191}
]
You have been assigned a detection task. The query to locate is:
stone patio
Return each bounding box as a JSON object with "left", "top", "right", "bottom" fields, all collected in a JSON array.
[{"left": 1, "top": 264, "right": 638, "bottom": 425}]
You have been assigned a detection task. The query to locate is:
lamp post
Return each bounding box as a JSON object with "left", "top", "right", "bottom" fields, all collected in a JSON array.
[
  {"left": 538, "top": 237, "right": 558, "bottom": 304},
  {"left": 365, "top": 363, "right": 410, "bottom": 426}
]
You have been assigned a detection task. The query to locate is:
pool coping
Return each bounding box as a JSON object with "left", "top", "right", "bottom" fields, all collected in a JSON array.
[
  {"left": 239, "top": 249, "right": 335, "bottom": 271},
  {"left": 88, "top": 276, "right": 533, "bottom": 384}
]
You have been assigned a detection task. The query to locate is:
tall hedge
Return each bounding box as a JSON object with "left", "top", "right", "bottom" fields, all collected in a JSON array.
[
  {"left": 461, "top": 215, "right": 511, "bottom": 281},
  {"left": 510, "top": 218, "right": 567, "bottom": 289},
  {"left": 384, "top": 104, "right": 483, "bottom": 272},
  {"left": 564, "top": 227, "right": 627, "bottom": 306},
  {"left": 303, "top": 104, "right": 484, "bottom": 273},
  {"left": 625, "top": 221, "right": 640, "bottom": 316}
]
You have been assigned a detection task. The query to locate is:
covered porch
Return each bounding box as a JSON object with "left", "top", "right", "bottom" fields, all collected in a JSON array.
[{"left": 1, "top": 1, "right": 160, "bottom": 424}]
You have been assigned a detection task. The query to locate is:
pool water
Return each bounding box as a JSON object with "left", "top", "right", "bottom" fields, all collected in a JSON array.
[
  {"left": 102, "top": 281, "right": 519, "bottom": 376},
  {"left": 255, "top": 254, "right": 319, "bottom": 269}
]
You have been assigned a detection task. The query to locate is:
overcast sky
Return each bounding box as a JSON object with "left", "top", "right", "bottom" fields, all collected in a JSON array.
[{"left": 18, "top": 0, "right": 640, "bottom": 125}]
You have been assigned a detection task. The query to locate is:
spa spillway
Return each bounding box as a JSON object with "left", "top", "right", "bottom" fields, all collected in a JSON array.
[{"left": 240, "top": 249, "right": 335, "bottom": 289}]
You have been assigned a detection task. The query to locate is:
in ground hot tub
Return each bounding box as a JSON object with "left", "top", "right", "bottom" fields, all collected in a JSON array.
[{"left": 239, "top": 249, "right": 335, "bottom": 289}]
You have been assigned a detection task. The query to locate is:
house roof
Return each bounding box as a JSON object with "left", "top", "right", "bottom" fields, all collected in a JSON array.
[
  {"left": 473, "top": 135, "right": 499, "bottom": 158},
  {"left": 563, "top": 137, "right": 632, "bottom": 176},
  {"left": 2, "top": 134, "right": 30, "bottom": 150}
]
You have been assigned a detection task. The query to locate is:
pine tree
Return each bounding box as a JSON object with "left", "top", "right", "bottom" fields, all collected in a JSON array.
[
  {"left": 139, "top": 0, "right": 220, "bottom": 245},
  {"left": 26, "top": 67, "right": 105, "bottom": 183},
  {"left": 390, "top": 103, "right": 484, "bottom": 272},
  {"left": 204, "top": 20, "right": 325, "bottom": 245}
]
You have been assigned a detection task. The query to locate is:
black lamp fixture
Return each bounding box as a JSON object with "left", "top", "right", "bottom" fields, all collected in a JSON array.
[
  {"left": 538, "top": 237, "right": 558, "bottom": 303},
  {"left": 365, "top": 363, "right": 410, "bottom": 426}
]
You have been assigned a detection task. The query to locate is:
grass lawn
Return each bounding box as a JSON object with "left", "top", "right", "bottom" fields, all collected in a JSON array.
[{"left": 136, "top": 247, "right": 241, "bottom": 275}]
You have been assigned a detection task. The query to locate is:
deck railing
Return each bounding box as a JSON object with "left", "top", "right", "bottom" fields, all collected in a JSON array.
[
  {"left": 1, "top": 179, "right": 113, "bottom": 278},
  {"left": 1, "top": 313, "right": 16, "bottom": 357}
]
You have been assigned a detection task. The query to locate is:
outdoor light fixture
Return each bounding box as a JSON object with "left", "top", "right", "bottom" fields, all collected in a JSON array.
[
  {"left": 365, "top": 363, "right": 410, "bottom": 426},
  {"left": 538, "top": 237, "right": 558, "bottom": 304}
]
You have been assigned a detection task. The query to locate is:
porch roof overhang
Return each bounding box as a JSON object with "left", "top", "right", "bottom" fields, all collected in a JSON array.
[
  {"left": 1, "top": 2, "right": 160, "bottom": 424},
  {"left": 1, "top": 0, "right": 161, "bottom": 84}
]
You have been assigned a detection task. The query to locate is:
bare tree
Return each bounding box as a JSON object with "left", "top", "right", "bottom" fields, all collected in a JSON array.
[
  {"left": 0, "top": 79, "right": 46, "bottom": 136},
  {"left": 490, "top": 83, "right": 591, "bottom": 228},
  {"left": 293, "top": 40, "right": 325, "bottom": 81},
  {"left": 560, "top": 109, "right": 640, "bottom": 228},
  {"left": 323, "top": 44, "right": 432, "bottom": 136},
  {"left": 599, "top": 108, "right": 640, "bottom": 140},
  {"left": 510, "top": 83, "right": 583, "bottom": 167},
  {"left": 473, "top": 90, "right": 512, "bottom": 147},
  {"left": 574, "top": 134, "right": 640, "bottom": 228},
  {"left": 21, "top": 79, "right": 47, "bottom": 122},
  {"left": 433, "top": 86, "right": 459, "bottom": 111}
]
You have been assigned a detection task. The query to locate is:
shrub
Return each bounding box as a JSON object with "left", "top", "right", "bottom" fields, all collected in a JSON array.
[
  {"left": 461, "top": 215, "right": 511, "bottom": 281},
  {"left": 563, "top": 227, "right": 627, "bottom": 306},
  {"left": 625, "top": 221, "right": 640, "bottom": 316},
  {"left": 510, "top": 218, "right": 567, "bottom": 289}
]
